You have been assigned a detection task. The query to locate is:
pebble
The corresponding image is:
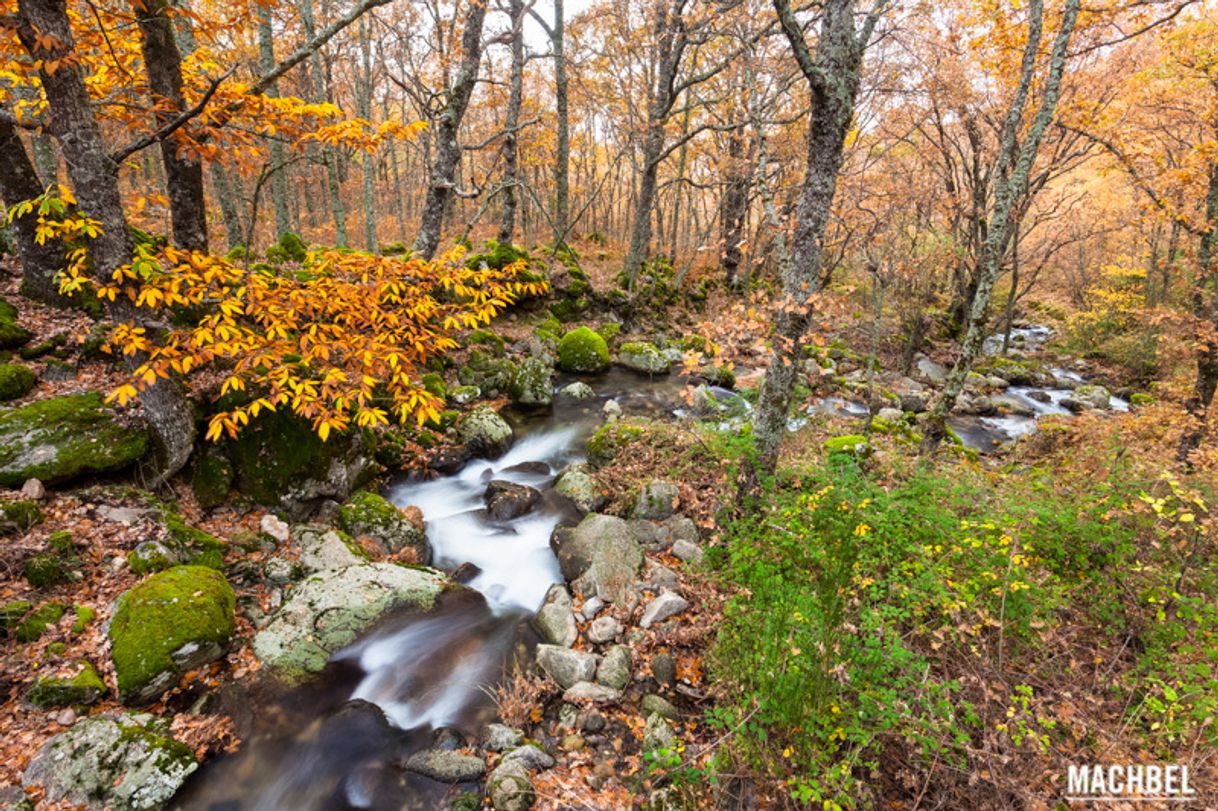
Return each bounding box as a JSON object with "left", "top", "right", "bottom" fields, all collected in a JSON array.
[
  {"left": 260, "top": 515, "right": 290, "bottom": 543},
  {"left": 639, "top": 589, "right": 690, "bottom": 629},
  {"left": 671, "top": 539, "right": 703, "bottom": 562},
  {"left": 20, "top": 478, "right": 45, "bottom": 500},
  {"left": 55, "top": 708, "right": 76, "bottom": 726},
  {"left": 580, "top": 596, "right": 605, "bottom": 620},
  {"left": 586, "top": 616, "right": 622, "bottom": 644},
  {"left": 651, "top": 652, "right": 676, "bottom": 686}
]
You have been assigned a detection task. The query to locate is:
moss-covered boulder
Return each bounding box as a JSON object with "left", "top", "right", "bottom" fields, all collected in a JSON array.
[
  {"left": 0, "top": 296, "right": 33, "bottom": 350},
  {"left": 28, "top": 661, "right": 107, "bottom": 708},
  {"left": 108, "top": 566, "right": 235, "bottom": 705},
  {"left": 338, "top": 491, "right": 430, "bottom": 562},
  {"left": 189, "top": 450, "right": 233, "bottom": 510},
  {"left": 557, "top": 327, "right": 610, "bottom": 373},
  {"left": 508, "top": 357, "right": 554, "bottom": 407},
  {"left": 616, "top": 341, "right": 671, "bottom": 375},
  {"left": 1, "top": 499, "right": 42, "bottom": 535},
  {"left": 587, "top": 417, "right": 651, "bottom": 467},
  {"left": 458, "top": 350, "right": 515, "bottom": 397},
  {"left": 458, "top": 405, "right": 514, "bottom": 459},
  {"left": 0, "top": 364, "right": 36, "bottom": 401},
  {"left": 0, "top": 393, "right": 150, "bottom": 486},
  {"left": 22, "top": 713, "right": 197, "bottom": 811},
  {"left": 16, "top": 602, "right": 66, "bottom": 642},
  {"left": 824, "top": 434, "right": 871, "bottom": 458},
  {"left": 252, "top": 563, "right": 446, "bottom": 677},
  {"left": 223, "top": 407, "right": 374, "bottom": 514}
]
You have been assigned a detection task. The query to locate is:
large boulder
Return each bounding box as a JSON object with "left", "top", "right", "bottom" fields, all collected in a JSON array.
[
  {"left": 550, "top": 513, "right": 642, "bottom": 603},
  {"left": 0, "top": 393, "right": 150, "bottom": 486},
  {"left": 535, "top": 644, "right": 598, "bottom": 689},
  {"left": 616, "top": 342, "right": 670, "bottom": 375},
  {"left": 508, "top": 357, "right": 554, "bottom": 408},
  {"left": 22, "top": 713, "right": 197, "bottom": 810},
  {"left": 557, "top": 327, "right": 610, "bottom": 373},
  {"left": 554, "top": 464, "right": 602, "bottom": 514},
  {"left": 338, "top": 491, "right": 430, "bottom": 562},
  {"left": 294, "top": 525, "right": 368, "bottom": 573},
  {"left": 632, "top": 480, "right": 679, "bottom": 520},
  {"left": 1064, "top": 384, "right": 1110, "bottom": 411},
  {"left": 484, "top": 480, "right": 542, "bottom": 521},
  {"left": 109, "top": 566, "right": 235, "bottom": 705},
  {"left": 0, "top": 297, "right": 33, "bottom": 350},
  {"left": 531, "top": 584, "right": 577, "bottom": 647},
  {"left": 458, "top": 405, "right": 514, "bottom": 459},
  {"left": 253, "top": 563, "right": 446, "bottom": 677},
  {"left": 0, "top": 364, "right": 35, "bottom": 402}
]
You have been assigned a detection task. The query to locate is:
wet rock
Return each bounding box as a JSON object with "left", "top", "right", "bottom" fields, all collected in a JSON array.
[
  {"left": 108, "top": 566, "right": 235, "bottom": 705},
  {"left": 22, "top": 713, "right": 197, "bottom": 810},
  {"left": 504, "top": 461, "right": 551, "bottom": 476},
  {"left": 617, "top": 342, "right": 670, "bottom": 375},
  {"left": 639, "top": 589, "right": 689, "bottom": 629},
  {"left": 671, "top": 539, "right": 703, "bottom": 563},
  {"left": 563, "top": 682, "right": 622, "bottom": 704},
  {"left": 557, "top": 327, "right": 610, "bottom": 373},
  {"left": 1066, "top": 384, "right": 1111, "bottom": 411},
  {"left": 642, "top": 712, "right": 676, "bottom": 753},
  {"left": 1028, "top": 390, "right": 1052, "bottom": 404},
  {"left": 431, "top": 445, "right": 471, "bottom": 474},
  {"left": 502, "top": 743, "right": 556, "bottom": 771},
  {"left": 404, "top": 749, "right": 486, "bottom": 783},
  {"left": 587, "top": 615, "right": 622, "bottom": 644},
  {"left": 596, "top": 645, "right": 631, "bottom": 690},
  {"left": 484, "top": 724, "right": 525, "bottom": 752},
  {"left": 488, "top": 760, "right": 534, "bottom": 811},
  {"left": 508, "top": 357, "right": 555, "bottom": 408},
  {"left": 253, "top": 564, "right": 445, "bottom": 676},
  {"left": 642, "top": 693, "right": 680, "bottom": 720},
  {"left": 338, "top": 491, "right": 430, "bottom": 561},
  {"left": 295, "top": 525, "right": 366, "bottom": 573},
  {"left": 452, "top": 562, "right": 482, "bottom": 584},
  {"left": 535, "top": 644, "right": 598, "bottom": 689},
  {"left": 602, "top": 399, "right": 622, "bottom": 421},
  {"left": 484, "top": 480, "right": 542, "bottom": 521},
  {"left": 458, "top": 405, "right": 514, "bottom": 459},
  {"left": 28, "top": 661, "right": 106, "bottom": 708},
  {"left": 633, "top": 480, "right": 679, "bottom": 520},
  {"left": 651, "top": 652, "right": 676, "bottom": 687},
  {"left": 532, "top": 585, "right": 578, "bottom": 647},
  {"left": 559, "top": 381, "right": 595, "bottom": 400},
  {"left": 554, "top": 464, "right": 601, "bottom": 514}
]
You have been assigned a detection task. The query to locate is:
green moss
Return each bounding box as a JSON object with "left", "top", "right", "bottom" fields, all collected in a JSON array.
[
  {"left": 587, "top": 417, "right": 651, "bottom": 466},
  {"left": 109, "top": 566, "right": 235, "bottom": 704},
  {"left": 466, "top": 239, "right": 530, "bottom": 271},
  {"left": 0, "top": 393, "right": 151, "bottom": 486},
  {"left": 557, "top": 327, "right": 610, "bottom": 373},
  {"left": 823, "top": 435, "right": 870, "bottom": 456},
  {"left": 72, "top": 604, "right": 96, "bottom": 634},
  {"left": 162, "top": 513, "right": 226, "bottom": 569},
  {"left": 1, "top": 600, "right": 31, "bottom": 632},
  {"left": 597, "top": 323, "right": 622, "bottom": 344},
  {"left": 701, "top": 365, "right": 736, "bottom": 389},
  {"left": 0, "top": 363, "right": 35, "bottom": 401},
  {"left": 380, "top": 241, "right": 409, "bottom": 256},
  {"left": 271, "top": 232, "right": 308, "bottom": 263},
  {"left": 1129, "top": 392, "right": 1155, "bottom": 407},
  {"left": 224, "top": 406, "right": 355, "bottom": 505},
  {"left": 17, "top": 602, "right": 66, "bottom": 642},
  {"left": 616, "top": 341, "right": 670, "bottom": 374},
  {"left": 24, "top": 553, "right": 68, "bottom": 588},
  {"left": 0, "top": 296, "right": 33, "bottom": 350},
  {"left": 467, "top": 329, "right": 506, "bottom": 355},
  {"left": 550, "top": 297, "right": 589, "bottom": 322},
  {"left": 1, "top": 500, "right": 43, "bottom": 535},
  {"left": 225, "top": 245, "right": 249, "bottom": 262},
  {"left": 29, "top": 661, "right": 106, "bottom": 708},
  {"left": 421, "top": 372, "right": 448, "bottom": 399},
  {"left": 19, "top": 332, "right": 67, "bottom": 361},
  {"left": 190, "top": 451, "right": 233, "bottom": 510},
  {"left": 457, "top": 350, "right": 515, "bottom": 397}
]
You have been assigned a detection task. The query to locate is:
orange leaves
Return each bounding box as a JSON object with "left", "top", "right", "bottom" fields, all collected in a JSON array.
[{"left": 78, "top": 241, "right": 546, "bottom": 442}]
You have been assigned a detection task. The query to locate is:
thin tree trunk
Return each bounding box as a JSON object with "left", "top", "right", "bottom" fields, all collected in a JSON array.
[
  {"left": 1177, "top": 159, "right": 1218, "bottom": 463},
  {"left": 498, "top": 0, "right": 525, "bottom": 244},
  {"left": 258, "top": 3, "right": 292, "bottom": 240},
  {"left": 0, "top": 118, "right": 67, "bottom": 303},
  {"left": 357, "top": 16, "right": 377, "bottom": 251}
]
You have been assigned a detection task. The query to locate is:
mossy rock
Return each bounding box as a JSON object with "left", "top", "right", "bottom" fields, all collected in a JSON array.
[
  {"left": 72, "top": 604, "right": 96, "bottom": 634},
  {"left": 224, "top": 245, "right": 249, "bottom": 262},
  {"left": 616, "top": 341, "right": 670, "bottom": 375},
  {"left": 457, "top": 405, "right": 514, "bottom": 459},
  {"left": 338, "top": 490, "right": 430, "bottom": 562},
  {"left": 1, "top": 600, "right": 31, "bottom": 633},
  {"left": 1, "top": 499, "right": 43, "bottom": 535},
  {"left": 380, "top": 241, "right": 409, "bottom": 256},
  {"left": 1129, "top": 392, "right": 1155, "bottom": 407},
  {"left": 699, "top": 364, "right": 735, "bottom": 389},
  {"left": 189, "top": 450, "right": 233, "bottom": 510},
  {"left": 273, "top": 232, "right": 308, "bottom": 263},
  {"left": 17, "top": 602, "right": 67, "bottom": 642},
  {"left": 0, "top": 364, "right": 36, "bottom": 401},
  {"left": 466, "top": 239, "right": 530, "bottom": 271},
  {"left": 0, "top": 393, "right": 151, "bottom": 486},
  {"left": 557, "top": 327, "right": 610, "bottom": 373},
  {"left": 0, "top": 296, "right": 33, "bottom": 350},
  {"left": 448, "top": 384, "right": 480, "bottom": 405},
  {"left": 550, "top": 297, "right": 589, "bottom": 322},
  {"left": 587, "top": 418, "right": 651, "bottom": 467},
  {"left": 467, "top": 329, "right": 506, "bottom": 355},
  {"left": 161, "top": 512, "right": 226, "bottom": 569},
  {"left": 24, "top": 549, "right": 70, "bottom": 588},
  {"left": 458, "top": 351, "right": 515, "bottom": 397},
  {"left": 508, "top": 357, "right": 554, "bottom": 408},
  {"left": 596, "top": 322, "right": 622, "bottom": 345},
  {"left": 421, "top": 372, "right": 448, "bottom": 399},
  {"left": 823, "top": 434, "right": 870, "bottom": 457},
  {"left": 19, "top": 332, "right": 68, "bottom": 361},
  {"left": 108, "top": 566, "right": 235, "bottom": 705},
  {"left": 29, "top": 661, "right": 107, "bottom": 708}
]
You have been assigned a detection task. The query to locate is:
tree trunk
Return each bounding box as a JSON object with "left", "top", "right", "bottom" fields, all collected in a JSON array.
[
  {"left": 553, "top": 0, "right": 570, "bottom": 243},
  {"left": 498, "top": 0, "right": 525, "bottom": 244},
  {"left": 1177, "top": 160, "right": 1218, "bottom": 463},
  {"left": 17, "top": 0, "right": 195, "bottom": 483},
  {"left": 0, "top": 118, "right": 67, "bottom": 303},
  {"left": 258, "top": 3, "right": 292, "bottom": 240},
  {"left": 412, "top": 0, "right": 488, "bottom": 260},
  {"left": 134, "top": 0, "right": 208, "bottom": 252},
  {"left": 719, "top": 129, "right": 750, "bottom": 289},
  {"left": 357, "top": 16, "right": 377, "bottom": 251}
]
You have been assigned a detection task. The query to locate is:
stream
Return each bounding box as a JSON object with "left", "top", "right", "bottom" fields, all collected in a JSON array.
[{"left": 173, "top": 333, "right": 1118, "bottom": 809}]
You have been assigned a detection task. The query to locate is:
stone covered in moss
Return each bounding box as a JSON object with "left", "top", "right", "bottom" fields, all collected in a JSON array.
[
  {"left": 467, "top": 328, "right": 507, "bottom": 355},
  {"left": 17, "top": 602, "right": 66, "bottom": 642},
  {"left": 161, "top": 512, "right": 226, "bottom": 569},
  {"left": 557, "top": 327, "right": 610, "bottom": 373},
  {"left": 616, "top": 341, "right": 670, "bottom": 375},
  {"left": 587, "top": 418, "right": 651, "bottom": 467},
  {"left": 458, "top": 405, "right": 514, "bottom": 459},
  {"left": 28, "top": 661, "right": 107, "bottom": 708},
  {"left": 509, "top": 357, "right": 554, "bottom": 407},
  {"left": 72, "top": 604, "right": 96, "bottom": 634},
  {"left": 190, "top": 450, "right": 233, "bottom": 510},
  {"left": 1, "top": 600, "right": 31, "bottom": 633},
  {"left": 823, "top": 434, "right": 870, "bottom": 457},
  {"left": 0, "top": 393, "right": 150, "bottom": 486},
  {"left": 0, "top": 364, "right": 36, "bottom": 401},
  {"left": 458, "top": 350, "right": 515, "bottom": 397},
  {"left": 108, "top": 566, "right": 235, "bottom": 704},
  {"left": 421, "top": 372, "right": 448, "bottom": 399},
  {"left": 22, "top": 713, "right": 197, "bottom": 811},
  {"left": 1, "top": 499, "right": 43, "bottom": 535},
  {"left": 338, "top": 491, "right": 430, "bottom": 562},
  {"left": 0, "top": 296, "right": 33, "bottom": 350},
  {"left": 252, "top": 563, "right": 446, "bottom": 676},
  {"left": 449, "top": 384, "right": 480, "bottom": 405}
]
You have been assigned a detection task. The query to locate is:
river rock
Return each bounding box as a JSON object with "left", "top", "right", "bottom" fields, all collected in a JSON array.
[
  {"left": 502, "top": 743, "right": 556, "bottom": 771},
  {"left": 651, "top": 651, "right": 676, "bottom": 686},
  {"left": 22, "top": 713, "right": 197, "bottom": 810},
  {"left": 642, "top": 693, "right": 680, "bottom": 720},
  {"left": 559, "top": 381, "right": 595, "bottom": 400},
  {"left": 532, "top": 584, "right": 578, "bottom": 647},
  {"left": 633, "top": 480, "right": 679, "bottom": 520},
  {"left": 1066, "top": 384, "right": 1111, "bottom": 411},
  {"left": 915, "top": 357, "right": 948, "bottom": 385},
  {"left": 108, "top": 566, "right": 235, "bottom": 705},
  {"left": 586, "top": 615, "right": 622, "bottom": 644},
  {"left": 261, "top": 514, "right": 290, "bottom": 543},
  {"left": 484, "top": 480, "right": 542, "bottom": 520},
  {"left": 509, "top": 357, "right": 554, "bottom": 408},
  {"left": 338, "top": 491, "right": 430, "bottom": 561},
  {"left": 639, "top": 589, "right": 689, "bottom": 629},
  {"left": 458, "top": 405, "right": 514, "bottom": 459},
  {"left": 671, "top": 539, "right": 703, "bottom": 563},
  {"left": 602, "top": 399, "right": 623, "bottom": 421},
  {"left": 295, "top": 525, "right": 367, "bottom": 573},
  {"left": 580, "top": 596, "right": 604, "bottom": 619},
  {"left": 563, "top": 682, "right": 622, "bottom": 704},
  {"left": 642, "top": 712, "right": 676, "bottom": 753},
  {"left": 665, "top": 515, "right": 698, "bottom": 544},
  {"left": 551, "top": 515, "right": 643, "bottom": 603},
  {"left": 488, "top": 760, "right": 534, "bottom": 811},
  {"left": 253, "top": 563, "right": 446, "bottom": 676},
  {"left": 484, "top": 724, "right": 525, "bottom": 752},
  {"left": 617, "top": 342, "right": 670, "bottom": 375},
  {"left": 535, "top": 644, "right": 598, "bottom": 689},
  {"left": 557, "top": 327, "right": 610, "bottom": 373},
  {"left": 554, "top": 464, "right": 601, "bottom": 514},
  {"left": 0, "top": 393, "right": 150, "bottom": 487},
  {"left": 646, "top": 561, "right": 680, "bottom": 590},
  {"left": 596, "top": 645, "right": 631, "bottom": 690},
  {"left": 404, "top": 748, "right": 486, "bottom": 783}
]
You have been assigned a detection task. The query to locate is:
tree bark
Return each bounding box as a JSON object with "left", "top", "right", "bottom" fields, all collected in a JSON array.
[
  {"left": 17, "top": 0, "right": 195, "bottom": 483},
  {"left": 497, "top": 0, "right": 525, "bottom": 244},
  {"left": 0, "top": 117, "right": 67, "bottom": 303},
  {"left": 1177, "top": 159, "right": 1218, "bottom": 463},
  {"left": 258, "top": 3, "right": 293, "bottom": 239},
  {"left": 134, "top": 0, "right": 208, "bottom": 252},
  {"left": 358, "top": 15, "right": 377, "bottom": 251},
  {"left": 412, "top": 0, "right": 488, "bottom": 260},
  {"left": 719, "top": 129, "right": 751, "bottom": 289}
]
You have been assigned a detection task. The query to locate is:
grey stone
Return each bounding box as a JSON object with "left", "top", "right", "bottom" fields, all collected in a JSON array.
[
  {"left": 580, "top": 596, "right": 604, "bottom": 620},
  {"left": 502, "top": 743, "right": 556, "bottom": 771},
  {"left": 22, "top": 714, "right": 197, "bottom": 810},
  {"left": 916, "top": 357, "right": 948, "bottom": 385},
  {"left": 559, "top": 381, "right": 595, "bottom": 400},
  {"left": 563, "top": 682, "right": 622, "bottom": 704},
  {"left": 640, "top": 590, "right": 689, "bottom": 629},
  {"left": 617, "top": 342, "right": 671, "bottom": 375},
  {"left": 876, "top": 407, "right": 905, "bottom": 424},
  {"left": 596, "top": 645, "right": 631, "bottom": 690},
  {"left": 260, "top": 514, "right": 290, "bottom": 542},
  {"left": 642, "top": 693, "right": 680, "bottom": 720},
  {"left": 646, "top": 562, "right": 679, "bottom": 590},
  {"left": 602, "top": 399, "right": 622, "bottom": 421},
  {"left": 509, "top": 357, "right": 554, "bottom": 408},
  {"left": 532, "top": 585, "right": 577, "bottom": 647},
  {"left": 404, "top": 748, "right": 486, "bottom": 783},
  {"left": 664, "top": 516, "right": 698, "bottom": 544},
  {"left": 19, "top": 479, "right": 44, "bottom": 501},
  {"left": 488, "top": 761, "right": 534, "bottom": 811},
  {"left": 458, "top": 405, "right": 514, "bottom": 458},
  {"left": 337, "top": 491, "right": 429, "bottom": 560},
  {"left": 671, "top": 539, "right": 702, "bottom": 563},
  {"left": 294, "top": 525, "right": 365, "bottom": 573},
  {"left": 484, "top": 724, "right": 525, "bottom": 752},
  {"left": 586, "top": 615, "right": 622, "bottom": 644},
  {"left": 554, "top": 465, "right": 601, "bottom": 514},
  {"left": 651, "top": 652, "right": 676, "bottom": 687},
  {"left": 485, "top": 480, "right": 542, "bottom": 521},
  {"left": 550, "top": 514, "right": 642, "bottom": 603},
  {"left": 642, "top": 713, "right": 676, "bottom": 753},
  {"left": 633, "top": 480, "right": 679, "bottom": 520},
  {"left": 535, "top": 644, "right": 598, "bottom": 689},
  {"left": 628, "top": 519, "right": 669, "bottom": 551}
]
